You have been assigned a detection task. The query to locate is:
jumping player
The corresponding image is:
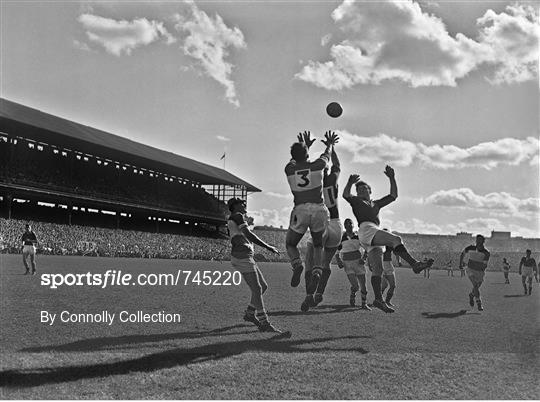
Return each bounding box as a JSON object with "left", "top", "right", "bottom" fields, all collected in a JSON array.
[
  {"left": 301, "top": 131, "right": 343, "bottom": 311},
  {"left": 518, "top": 250, "right": 536, "bottom": 295},
  {"left": 343, "top": 166, "right": 433, "bottom": 313},
  {"left": 459, "top": 234, "right": 490, "bottom": 311},
  {"left": 227, "top": 198, "right": 284, "bottom": 333},
  {"left": 335, "top": 219, "right": 371, "bottom": 310},
  {"left": 21, "top": 223, "right": 38, "bottom": 275},
  {"left": 285, "top": 131, "right": 338, "bottom": 289},
  {"left": 502, "top": 258, "right": 510, "bottom": 284}
]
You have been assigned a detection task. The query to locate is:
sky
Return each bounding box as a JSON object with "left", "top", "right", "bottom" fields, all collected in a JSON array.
[{"left": 1, "top": 0, "right": 539, "bottom": 238}]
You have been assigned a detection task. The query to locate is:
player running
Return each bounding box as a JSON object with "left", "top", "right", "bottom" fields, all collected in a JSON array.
[
  {"left": 226, "top": 198, "right": 285, "bottom": 334},
  {"left": 335, "top": 219, "right": 371, "bottom": 310},
  {"left": 343, "top": 166, "right": 433, "bottom": 313},
  {"left": 502, "top": 258, "right": 510, "bottom": 284},
  {"left": 518, "top": 250, "right": 536, "bottom": 296},
  {"left": 285, "top": 131, "right": 338, "bottom": 289},
  {"left": 21, "top": 223, "right": 38, "bottom": 275},
  {"left": 459, "top": 235, "right": 490, "bottom": 311},
  {"left": 301, "top": 131, "right": 343, "bottom": 311}
]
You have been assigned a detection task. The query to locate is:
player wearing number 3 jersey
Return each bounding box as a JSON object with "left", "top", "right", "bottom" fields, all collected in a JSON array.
[
  {"left": 302, "top": 131, "right": 343, "bottom": 311},
  {"left": 285, "top": 130, "right": 339, "bottom": 289}
]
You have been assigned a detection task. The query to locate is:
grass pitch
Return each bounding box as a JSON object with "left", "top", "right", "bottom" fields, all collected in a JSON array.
[{"left": 0, "top": 254, "right": 538, "bottom": 399}]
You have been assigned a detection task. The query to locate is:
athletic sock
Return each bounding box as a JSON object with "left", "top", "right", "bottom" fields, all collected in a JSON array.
[
  {"left": 393, "top": 244, "right": 418, "bottom": 266},
  {"left": 245, "top": 304, "right": 256, "bottom": 317},
  {"left": 256, "top": 310, "right": 269, "bottom": 325},
  {"left": 304, "top": 271, "right": 312, "bottom": 293},
  {"left": 371, "top": 275, "right": 383, "bottom": 301},
  {"left": 316, "top": 268, "right": 331, "bottom": 295},
  {"left": 386, "top": 287, "right": 394, "bottom": 303},
  {"left": 361, "top": 290, "right": 367, "bottom": 304},
  {"left": 307, "top": 267, "right": 321, "bottom": 294},
  {"left": 291, "top": 257, "right": 303, "bottom": 270}
]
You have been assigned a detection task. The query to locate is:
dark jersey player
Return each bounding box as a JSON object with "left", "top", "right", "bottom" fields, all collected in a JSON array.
[
  {"left": 343, "top": 166, "right": 433, "bottom": 313},
  {"left": 21, "top": 223, "right": 38, "bottom": 275}
]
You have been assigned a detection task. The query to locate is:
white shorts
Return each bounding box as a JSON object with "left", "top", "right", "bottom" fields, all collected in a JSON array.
[
  {"left": 358, "top": 221, "right": 380, "bottom": 249},
  {"left": 521, "top": 266, "right": 534, "bottom": 278},
  {"left": 343, "top": 259, "right": 366, "bottom": 275},
  {"left": 307, "top": 218, "right": 343, "bottom": 249},
  {"left": 383, "top": 260, "right": 395, "bottom": 275},
  {"left": 466, "top": 267, "right": 485, "bottom": 285},
  {"left": 22, "top": 245, "right": 36, "bottom": 257},
  {"left": 230, "top": 256, "right": 258, "bottom": 274},
  {"left": 288, "top": 203, "right": 329, "bottom": 235}
]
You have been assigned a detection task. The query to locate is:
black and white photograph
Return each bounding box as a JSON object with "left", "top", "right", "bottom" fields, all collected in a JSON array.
[{"left": 0, "top": 0, "right": 538, "bottom": 399}]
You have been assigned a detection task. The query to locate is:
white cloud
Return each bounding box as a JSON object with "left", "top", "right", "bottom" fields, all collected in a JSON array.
[
  {"left": 77, "top": 14, "right": 176, "bottom": 56},
  {"left": 248, "top": 207, "right": 290, "bottom": 229},
  {"left": 296, "top": 1, "right": 538, "bottom": 89},
  {"left": 321, "top": 34, "right": 332, "bottom": 46},
  {"left": 216, "top": 135, "right": 231, "bottom": 142},
  {"left": 337, "top": 130, "right": 539, "bottom": 169},
  {"left": 174, "top": 0, "right": 246, "bottom": 107},
  {"left": 477, "top": 4, "right": 540, "bottom": 85},
  {"left": 420, "top": 188, "right": 540, "bottom": 217},
  {"left": 73, "top": 39, "right": 92, "bottom": 52},
  {"left": 266, "top": 192, "right": 293, "bottom": 199}
]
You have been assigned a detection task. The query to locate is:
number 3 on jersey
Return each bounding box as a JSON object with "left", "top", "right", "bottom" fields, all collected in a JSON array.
[{"left": 295, "top": 169, "right": 311, "bottom": 188}]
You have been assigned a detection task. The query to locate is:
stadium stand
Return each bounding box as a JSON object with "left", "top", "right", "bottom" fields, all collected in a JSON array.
[{"left": 0, "top": 98, "right": 259, "bottom": 233}]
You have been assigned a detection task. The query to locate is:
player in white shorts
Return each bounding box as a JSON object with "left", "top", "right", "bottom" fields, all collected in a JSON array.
[
  {"left": 460, "top": 235, "right": 490, "bottom": 311},
  {"left": 285, "top": 131, "right": 338, "bottom": 289},
  {"left": 227, "top": 198, "right": 286, "bottom": 334},
  {"left": 335, "top": 219, "right": 371, "bottom": 310},
  {"left": 519, "top": 250, "right": 536, "bottom": 296},
  {"left": 343, "top": 166, "right": 433, "bottom": 313},
  {"left": 301, "top": 132, "right": 342, "bottom": 311},
  {"left": 21, "top": 223, "right": 38, "bottom": 275}
]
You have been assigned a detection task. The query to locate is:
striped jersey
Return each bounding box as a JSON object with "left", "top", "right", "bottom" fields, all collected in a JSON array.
[
  {"left": 322, "top": 165, "right": 340, "bottom": 219},
  {"left": 463, "top": 245, "right": 490, "bottom": 271},
  {"left": 338, "top": 231, "right": 363, "bottom": 261},
  {"left": 520, "top": 256, "right": 536, "bottom": 268},
  {"left": 227, "top": 212, "right": 254, "bottom": 259},
  {"left": 21, "top": 231, "right": 37, "bottom": 246},
  {"left": 285, "top": 152, "right": 330, "bottom": 205}
]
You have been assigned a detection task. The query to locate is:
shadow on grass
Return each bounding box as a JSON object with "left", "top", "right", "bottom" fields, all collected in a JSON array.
[
  {"left": 20, "top": 324, "right": 254, "bottom": 353},
  {"left": 2, "top": 332, "right": 369, "bottom": 388},
  {"left": 503, "top": 294, "right": 527, "bottom": 298},
  {"left": 421, "top": 310, "right": 477, "bottom": 319},
  {"left": 268, "top": 304, "right": 357, "bottom": 317}
]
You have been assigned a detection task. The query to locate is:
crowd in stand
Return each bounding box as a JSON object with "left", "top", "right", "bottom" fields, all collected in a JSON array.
[
  {"left": 1, "top": 218, "right": 535, "bottom": 271},
  {"left": 0, "top": 140, "right": 226, "bottom": 217}
]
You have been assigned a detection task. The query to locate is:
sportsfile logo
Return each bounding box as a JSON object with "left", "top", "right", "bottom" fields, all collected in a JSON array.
[{"left": 40, "top": 270, "right": 242, "bottom": 289}]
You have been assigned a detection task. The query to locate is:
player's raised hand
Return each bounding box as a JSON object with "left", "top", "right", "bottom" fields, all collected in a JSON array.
[
  {"left": 267, "top": 245, "right": 280, "bottom": 255},
  {"left": 297, "top": 131, "right": 315, "bottom": 148},
  {"left": 384, "top": 165, "right": 395, "bottom": 179},
  {"left": 348, "top": 174, "right": 361, "bottom": 184},
  {"left": 321, "top": 130, "right": 339, "bottom": 146}
]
